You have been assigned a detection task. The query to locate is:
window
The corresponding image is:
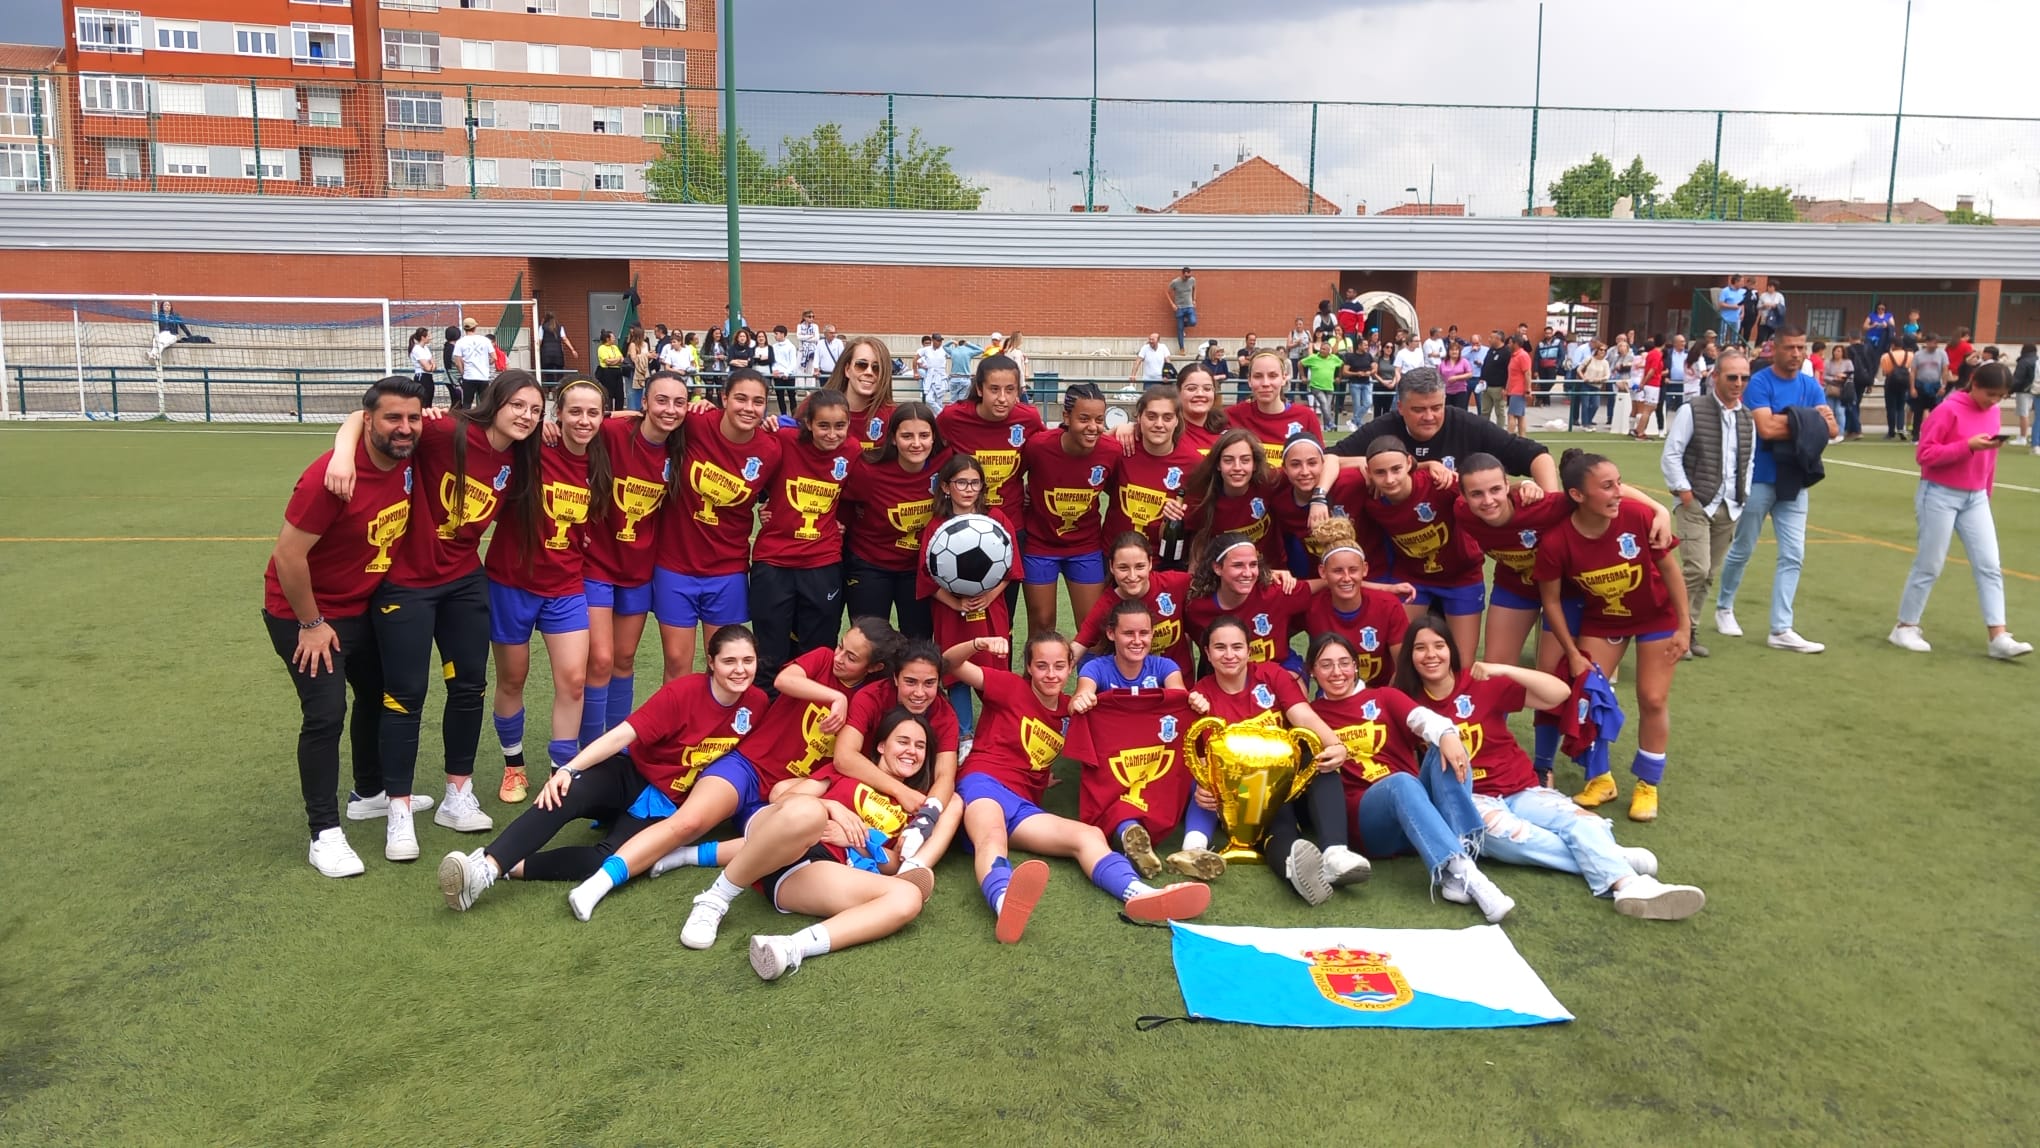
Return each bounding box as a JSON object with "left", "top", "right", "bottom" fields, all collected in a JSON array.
[
  {"left": 531, "top": 160, "right": 561, "bottom": 188},
  {"left": 1, "top": 77, "right": 46, "bottom": 136},
  {"left": 76, "top": 9, "right": 141, "bottom": 53},
  {"left": 241, "top": 148, "right": 287, "bottom": 179},
  {"left": 382, "top": 29, "right": 440, "bottom": 70},
  {"left": 80, "top": 74, "right": 148, "bottom": 115},
  {"left": 161, "top": 145, "right": 209, "bottom": 177},
  {"left": 460, "top": 40, "right": 494, "bottom": 69},
  {"left": 592, "top": 106, "right": 622, "bottom": 134},
  {"left": 590, "top": 0, "right": 620, "bottom": 17},
  {"left": 154, "top": 83, "right": 203, "bottom": 116},
  {"left": 529, "top": 44, "right": 559, "bottom": 74},
  {"left": 305, "top": 89, "right": 342, "bottom": 126},
  {"left": 641, "top": 105, "right": 683, "bottom": 137},
  {"left": 380, "top": 0, "right": 439, "bottom": 9},
  {"left": 642, "top": 47, "right": 683, "bottom": 87},
  {"left": 292, "top": 0, "right": 351, "bottom": 6},
  {"left": 451, "top": 156, "right": 498, "bottom": 186},
  {"left": 458, "top": 0, "right": 491, "bottom": 7},
  {"left": 1806, "top": 308, "right": 1844, "bottom": 342},
  {"left": 640, "top": 0, "right": 682, "bottom": 29},
  {"left": 472, "top": 99, "right": 496, "bottom": 127},
  {"left": 594, "top": 163, "right": 624, "bottom": 191},
  {"left": 589, "top": 48, "right": 622, "bottom": 78},
  {"left": 105, "top": 143, "right": 143, "bottom": 180},
  {"left": 155, "top": 20, "right": 200, "bottom": 51},
  {"left": 236, "top": 26, "right": 280, "bottom": 56},
  {"left": 0, "top": 144, "right": 42, "bottom": 192},
  {"left": 236, "top": 86, "right": 294, "bottom": 120},
  {"left": 388, "top": 148, "right": 445, "bottom": 188},
  {"left": 526, "top": 0, "right": 557, "bottom": 11},
  {"left": 386, "top": 89, "right": 443, "bottom": 128},
  {"left": 292, "top": 23, "right": 354, "bottom": 65},
  {"left": 527, "top": 102, "right": 560, "bottom": 131},
  {"left": 309, "top": 151, "right": 346, "bottom": 187}
]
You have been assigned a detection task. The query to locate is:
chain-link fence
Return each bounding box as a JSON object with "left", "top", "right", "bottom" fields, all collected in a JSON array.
[{"left": 4, "top": 71, "right": 2037, "bottom": 220}]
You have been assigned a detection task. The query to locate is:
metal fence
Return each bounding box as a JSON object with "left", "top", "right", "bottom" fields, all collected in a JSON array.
[{"left": 4, "top": 72, "right": 2036, "bottom": 221}]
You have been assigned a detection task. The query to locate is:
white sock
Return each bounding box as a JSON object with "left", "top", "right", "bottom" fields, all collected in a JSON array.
[
  {"left": 790, "top": 924, "right": 831, "bottom": 959},
  {"left": 650, "top": 845, "right": 702, "bottom": 877},
  {"left": 898, "top": 857, "right": 928, "bottom": 873},
  {"left": 1444, "top": 855, "right": 1472, "bottom": 881},
  {"left": 567, "top": 871, "right": 615, "bottom": 920},
  {"left": 703, "top": 873, "right": 744, "bottom": 907},
  {"left": 1180, "top": 831, "right": 1209, "bottom": 852},
  {"left": 993, "top": 890, "right": 1006, "bottom": 914},
  {"left": 1125, "top": 879, "right": 1156, "bottom": 899},
  {"left": 1282, "top": 855, "right": 1295, "bottom": 878}
]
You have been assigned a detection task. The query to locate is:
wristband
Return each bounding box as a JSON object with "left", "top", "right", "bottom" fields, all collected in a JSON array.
[{"left": 298, "top": 616, "right": 327, "bottom": 631}]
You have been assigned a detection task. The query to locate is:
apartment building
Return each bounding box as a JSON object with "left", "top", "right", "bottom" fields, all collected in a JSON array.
[
  {"left": 58, "top": 0, "right": 716, "bottom": 198},
  {"left": 0, "top": 45, "right": 65, "bottom": 192}
]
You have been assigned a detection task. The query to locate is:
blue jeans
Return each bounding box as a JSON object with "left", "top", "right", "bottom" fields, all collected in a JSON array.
[
  {"left": 1715, "top": 481, "right": 1807, "bottom": 634},
  {"left": 1175, "top": 306, "right": 1197, "bottom": 350},
  {"left": 1719, "top": 313, "right": 1740, "bottom": 343},
  {"left": 1353, "top": 749, "right": 1483, "bottom": 879},
  {"left": 947, "top": 680, "right": 977, "bottom": 738},
  {"left": 1472, "top": 788, "right": 1634, "bottom": 896},
  {"left": 1900, "top": 480, "right": 2006, "bottom": 628},
  {"left": 1348, "top": 382, "right": 1372, "bottom": 426}
]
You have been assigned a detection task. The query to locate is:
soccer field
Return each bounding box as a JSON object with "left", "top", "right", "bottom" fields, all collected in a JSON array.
[{"left": 1, "top": 423, "right": 2035, "bottom": 1146}]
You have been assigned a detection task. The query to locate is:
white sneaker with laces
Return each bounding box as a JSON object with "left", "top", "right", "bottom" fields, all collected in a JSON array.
[
  {"left": 438, "top": 848, "right": 496, "bottom": 911},
  {"left": 749, "top": 934, "right": 803, "bottom": 981},
  {"left": 1320, "top": 844, "right": 1372, "bottom": 886},
  {"left": 680, "top": 894, "right": 730, "bottom": 950},
  {"left": 1613, "top": 874, "right": 1706, "bottom": 920},
  {"left": 309, "top": 828, "right": 365, "bottom": 878},
  {"left": 1621, "top": 847, "right": 1659, "bottom": 878},
  {"left": 346, "top": 790, "right": 434, "bottom": 820},
  {"left": 1766, "top": 629, "right": 1825, "bottom": 654},
  {"left": 1458, "top": 863, "right": 1516, "bottom": 923},
  {"left": 385, "top": 799, "right": 419, "bottom": 862},
  {"left": 435, "top": 783, "right": 494, "bottom": 832},
  {"left": 1713, "top": 608, "right": 1743, "bottom": 637},
  {"left": 1888, "top": 625, "right": 1932, "bottom": 653},
  {"left": 1988, "top": 633, "right": 2034, "bottom": 660}
]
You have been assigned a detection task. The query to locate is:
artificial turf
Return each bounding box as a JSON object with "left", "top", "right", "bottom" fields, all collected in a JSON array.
[{"left": 0, "top": 422, "right": 2034, "bottom": 1146}]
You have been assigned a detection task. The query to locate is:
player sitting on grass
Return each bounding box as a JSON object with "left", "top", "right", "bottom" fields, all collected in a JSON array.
[
  {"left": 678, "top": 708, "right": 936, "bottom": 981},
  {"left": 945, "top": 633, "right": 1211, "bottom": 944},
  {"left": 1068, "top": 598, "right": 1188, "bottom": 876}
]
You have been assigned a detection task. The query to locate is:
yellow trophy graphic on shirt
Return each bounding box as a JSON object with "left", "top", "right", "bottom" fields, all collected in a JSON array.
[
  {"left": 850, "top": 784, "right": 910, "bottom": 836},
  {"left": 673, "top": 736, "right": 738, "bottom": 795},
  {"left": 1333, "top": 720, "right": 1391, "bottom": 783},
  {"left": 1109, "top": 745, "right": 1175, "bottom": 813},
  {"left": 1018, "top": 715, "right": 1066, "bottom": 772},
  {"left": 689, "top": 459, "right": 753, "bottom": 526},
  {"left": 436, "top": 473, "right": 499, "bottom": 539},
  {"left": 363, "top": 499, "right": 411, "bottom": 573},
  {"left": 1454, "top": 721, "right": 1486, "bottom": 781},
  {"left": 1575, "top": 562, "right": 1643, "bottom": 617},
  {"left": 1391, "top": 522, "right": 1450, "bottom": 574},
  {"left": 789, "top": 702, "right": 837, "bottom": 777},
  {"left": 976, "top": 449, "right": 1020, "bottom": 506},
  {"left": 1046, "top": 487, "right": 1098, "bottom": 535},
  {"left": 1118, "top": 484, "right": 1169, "bottom": 531},
  {"left": 610, "top": 476, "right": 666, "bottom": 542},
  {"left": 541, "top": 481, "right": 591, "bottom": 550},
  {"left": 787, "top": 476, "right": 843, "bottom": 541},
  {"left": 888, "top": 498, "right": 935, "bottom": 551}
]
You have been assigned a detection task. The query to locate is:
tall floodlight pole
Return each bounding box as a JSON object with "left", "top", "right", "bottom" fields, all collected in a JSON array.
[
  {"left": 1526, "top": 3, "right": 1543, "bottom": 216},
  {"left": 1085, "top": 0, "right": 1098, "bottom": 213},
  {"left": 723, "top": 0, "right": 742, "bottom": 324},
  {"left": 1884, "top": 0, "right": 1912, "bottom": 224}
]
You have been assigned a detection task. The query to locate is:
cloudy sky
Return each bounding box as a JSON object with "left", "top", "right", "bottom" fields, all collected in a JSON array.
[{"left": 10, "top": 0, "right": 2035, "bottom": 213}]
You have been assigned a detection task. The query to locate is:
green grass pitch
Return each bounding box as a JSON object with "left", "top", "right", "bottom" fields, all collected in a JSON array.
[{"left": 0, "top": 423, "right": 2035, "bottom": 1146}]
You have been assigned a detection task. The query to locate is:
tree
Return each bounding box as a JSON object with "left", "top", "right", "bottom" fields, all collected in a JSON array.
[
  {"left": 1948, "top": 203, "right": 1995, "bottom": 225},
  {"left": 645, "top": 118, "right": 985, "bottom": 210},
  {"left": 1663, "top": 162, "right": 1796, "bottom": 222},
  {"left": 1548, "top": 153, "right": 1660, "bottom": 218},
  {"left": 644, "top": 122, "right": 797, "bottom": 206}
]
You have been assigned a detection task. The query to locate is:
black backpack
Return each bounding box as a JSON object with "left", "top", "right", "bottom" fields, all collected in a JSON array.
[
  {"left": 2013, "top": 357, "right": 2036, "bottom": 395},
  {"left": 1886, "top": 352, "right": 1911, "bottom": 392}
]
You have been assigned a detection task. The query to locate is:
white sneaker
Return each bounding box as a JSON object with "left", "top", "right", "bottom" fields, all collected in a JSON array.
[
  {"left": 1713, "top": 608, "right": 1743, "bottom": 637},
  {"left": 1888, "top": 624, "right": 1932, "bottom": 653},
  {"left": 1766, "top": 629, "right": 1825, "bottom": 654},
  {"left": 1320, "top": 844, "right": 1372, "bottom": 886},
  {"left": 1621, "top": 847, "right": 1659, "bottom": 878},
  {"left": 434, "top": 783, "right": 494, "bottom": 832},
  {"left": 1988, "top": 633, "right": 2034, "bottom": 660},
  {"left": 956, "top": 737, "right": 974, "bottom": 763},
  {"left": 437, "top": 848, "right": 496, "bottom": 911},
  {"left": 1440, "top": 858, "right": 1514, "bottom": 922},
  {"left": 309, "top": 828, "right": 365, "bottom": 878},
  {"left": 680, "top": 893, "right": 730, "bottom": 950},
  {"left": 1613, "top": 874, "right": 1706, "bottom": 920},
  {"left": 385, "top": 799, "right": 419, "bottom": 862},
  {"left": 1286, "top": 839, "right": 1332, "bottom": 906},
  {"left": 346, "top": 790, "right": 434, "bottom": 820},
  {"left": 749, "top": 934, "right": 804, "bottom": 981}
]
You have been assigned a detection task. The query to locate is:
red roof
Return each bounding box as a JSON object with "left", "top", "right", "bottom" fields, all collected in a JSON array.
[
  {"left": 1377, "top": 203, "right": 1467, "bottom": 217},
  {"left": 1156, "top": 156, "right": 1340, "bottom": 216},
  {"left": 0, "top": 44, "right": 62, "bottom": 71}
]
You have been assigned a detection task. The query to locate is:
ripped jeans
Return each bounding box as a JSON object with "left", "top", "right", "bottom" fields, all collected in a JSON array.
[{"left": 1471, "top": 787, "right": 1637, "bottom": 896}]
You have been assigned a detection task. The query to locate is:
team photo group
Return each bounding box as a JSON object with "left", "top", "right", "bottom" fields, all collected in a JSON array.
[{"left": 265, "top": 329, "right": 1880, "bottom": 984}]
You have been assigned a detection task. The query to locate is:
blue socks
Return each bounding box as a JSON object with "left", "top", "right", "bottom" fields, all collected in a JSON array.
[
  {"left": 1183, "top": 804, "right": 1219, "bottom": 840},
  {"left": 605, "top": 674, "right": 634, "bottom": 732},
  {"left": 579, "top": 683, "right": 608, "bottom": 750},
  {"left": 493, "top": 709, "right": 525, "bottom": 765},
  {"left": 1091, "top": 852, "right": 1141, "bottom": 900},
  {"left": 1631, "top": 749, "right": 1666, "bottom": 785},
  {"left": 1533, "top": 723, "right": 1561, "bottom": 772},
  {"left": 979, "top": 856, "right": 1012, "bottom": 912},
  {"left": 547, "top": 739, "right": 577, "bottom": 769}
]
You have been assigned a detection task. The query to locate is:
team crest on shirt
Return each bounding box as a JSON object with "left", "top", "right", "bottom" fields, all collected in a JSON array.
[
  {"left": 1359, "top": 626, "right": 1380, "bottom": 651},
  {"left": 1159, "top": 715, "right": 1179, "bottom": 742},
  {"left": 1576, "top": 696, "right": 1591, "bottom": 723},
  {"left": 1617, "top": 532, "right": 1640, "bottom": 559},
  {"left": 1162, "top": 466, "right": 1183, "bottom": 491},
  {"left": 1008, "top": 424, "right": 1027, "bottom": 447},
  {"left": 868, "top": 416, "right": 885, "bottom": 440},
  {"left": 1285, "top": 421, "right": 1303, "bottom": 437},
  {"left": 1252, "top": 683, "right": 1276, "bottom": 709},
  {"left": 1361, "top": 699, "right": 1381, "bottom": 721},
  {"left": 1252, "top": 613, "right": 1273, "bottom": 637},
  {"left": 1250, "top": 497, "right": 1266, "bottom": 519},
  {"left": 1440, "top": 456, "right": 1458, "bottom": 471},
  {"left": 1088, "top": 465, "right": 1106, "bottom": 487},
  {"left": 732, "top": 706, "right": 754, "bottom": 736},
  {"left": 1453, "top": 694, "right": 1475, "bottom": 719},
  {"left": 831, "top": 456, "right": 849, "bottom": 481},
  {"left": 1519, "top": 528, "right": 1540, "bottom": 549},
  {"left": 1140, "top": 675, "right": 1160, "bottom": 688},
  {"left": 492, "top": 465, "right": 512, "bottom": 492},
  {"left": 1414, "top": 501, "right": 1435, "bottom": 523},
  {"left": 1155, "top": 592, "right": 1177, "bottom": 617},
  {"left": 741, "top": 456, "right": 762, "bottom": 482},
  {"left": 663, "top": 458, "right": 673, "bottom": 482}
]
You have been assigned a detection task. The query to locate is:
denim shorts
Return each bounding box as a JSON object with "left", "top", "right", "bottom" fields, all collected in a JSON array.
[{"left": 486, "top": 579, "right": 589, "bottom": 645}]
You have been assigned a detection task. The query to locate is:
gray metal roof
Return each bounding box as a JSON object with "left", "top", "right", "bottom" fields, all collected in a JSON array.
[{"left": 4, "top": 194, "right": 2038, "bottom": 279}]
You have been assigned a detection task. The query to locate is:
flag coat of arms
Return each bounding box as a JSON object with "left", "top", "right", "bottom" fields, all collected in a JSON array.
[
  {"left": 1063, "top": 689, "right": 1196, "bottom": 840},
  {"left": 1169, "top": 922, "right": 1571, "bottom": 1029}
]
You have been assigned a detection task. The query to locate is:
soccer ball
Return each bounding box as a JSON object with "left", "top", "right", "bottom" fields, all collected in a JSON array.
[{"left": 925, "top": 513, "right": 1014, "bottom": 597}]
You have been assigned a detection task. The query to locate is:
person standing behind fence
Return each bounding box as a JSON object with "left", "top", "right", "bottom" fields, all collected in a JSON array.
[
  {"left": 796, "top": 310, "right": 821, "bottom": 392},
  {"left": 1661, "top": 349, "right": 1754, "bottom": 660},
  {"left": 442, "top": 324, "right": 463, "bottom": 406},
  {"left": 814, "top": 324, "right": 844, "bottom": 385},
  {"left": 1167, "top": 267, "right": 1198, "bottom": 351},
  {"left": 454, "top": 318, "right": 495, "bottom": 405},
  {"left": 539, "top": 313, "right": 575, "bottom": 386},
  {"left": 595, "top": 331, "right": 626, "bottom": 411},
  {"left": 1132, "top": 332, "right": 1171, "bottom": 385},
  {"left": 409, "top": 328, "right": 438, "bottom": 407},
  {"left": 1881, "top": 335, "right": 1917, "bottom": 441},
  {"left": 626, "top": 326, "right": 651, "bottom": 412},
  {"left": 1715, "top": 276, "right": 1746, "bottom": 344},
  {"left": 767, "top": 324, "right": 799, "bottom": 418},
  {"left": 1888, "top": 361, "right": 2030, "bottom": 660},
  {"left": 1910, "top": 333, "right": 1950, "bottom": 441},
  {"left": 1476, "top": 331, "right": 1510, "bottom": 426}
]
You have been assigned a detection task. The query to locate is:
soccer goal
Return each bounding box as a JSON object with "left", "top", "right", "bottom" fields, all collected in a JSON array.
[{"left": 0, "top": 294, "right": 536, "bottom": 423}]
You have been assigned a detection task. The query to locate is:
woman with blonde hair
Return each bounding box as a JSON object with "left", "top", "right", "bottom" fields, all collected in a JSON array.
[
  {"left": 624, "top": 326, "right": 651, "bottom": 412},
  {"left": 824, "top": 335, "right": 899, "bottom": 455}
]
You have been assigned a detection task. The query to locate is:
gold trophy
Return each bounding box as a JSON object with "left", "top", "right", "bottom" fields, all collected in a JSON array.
[
  {"left": 541, "top": 480, "right": 591, "bottom": 550},
  {"left": 609, "top": 476, "right": 666, "bottom": 542},
  {"left": 436, "top": 473, "right": 498, "bottom": 539},
  {"left": 688, "top": 459, "right": 750, "bottom": 525},
  {"left": 364, "top": 500, "right": 410, "bottom": 573},
  {"left": 1390, "top": 522, "right": 1449, "bottom": 573},
  {"left": 786, "top": 476, "right": 842, "bottom": 540},
  {"left": 1575, "top": 562, "right": 1643, "bottom": 617},
  {"left": 1183, "top": 716, "right": 1322, "bottom": 862},
  {"left": 887, "top": 499, "right": 934, "bottom": 551},
  {"left": 1108, "top": 745, "right": 1174, "bottom": 814},
  {"left": 1046, "top": 487, "right": 1098, "bottom": 534}
]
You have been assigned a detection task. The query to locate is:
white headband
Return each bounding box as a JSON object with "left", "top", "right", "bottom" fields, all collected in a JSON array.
[
  {"left": 1321, "top": 544, "right": 1366, "bottom": 562},
  {"left": 1215, "top": 539, "right": 1258, "bottom": 565}
]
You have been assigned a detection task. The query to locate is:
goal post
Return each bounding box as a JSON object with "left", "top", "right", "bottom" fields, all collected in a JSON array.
[{"left": 391, "top": 299, "right": 539, "bottom": 380}]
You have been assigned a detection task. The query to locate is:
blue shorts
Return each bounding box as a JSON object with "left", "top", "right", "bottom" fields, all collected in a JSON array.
[
  {"left": 1407, "top": 579, "right": 1486, "bottom": 617},
  {"left": 1022, "top": 550, "right": 1105, "bottom": 587},
  {"left": 1543, "top": 595, "right": 1585, "bottom": 635},
  {"left": 486, "top": 579, "right": 590, "bottom": 645},
  {"left": 1596, "top": 627, "right": 1678, "bottom": 644},
  {"left": 1489, "top": 583, "right": 1540, "bottom": 612},
  {"left": 584, "top": 577, "right": 653, "bottom": 617},
  {"left": 957, "top": 772, "right": 1049, "bottom": 836},
  {"left": 1277, "top": 650, "right": 1304, "bottom": 675},
  {"left": 652, "top": 566, "right": 749, "bottom": 628},
  {"left": 698, "top": 750, "right": 768, "bottom": 832}
]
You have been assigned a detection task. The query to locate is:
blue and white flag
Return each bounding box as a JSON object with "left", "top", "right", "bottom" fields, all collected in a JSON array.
[{"left": 1169, "top": 922, "right": 1572, "bottom": 1029}]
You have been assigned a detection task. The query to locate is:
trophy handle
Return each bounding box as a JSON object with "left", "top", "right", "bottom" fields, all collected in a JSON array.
[
  {"left": 1283, "top": 726, "right": 1324, "bottom": 804},
  {"left": 1184, "top": 716, "right": 1226, "bottom": 795}
]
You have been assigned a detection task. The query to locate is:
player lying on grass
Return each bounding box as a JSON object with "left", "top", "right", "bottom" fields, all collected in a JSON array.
[
  {"left": 945, "top": 633, "right": 1211, "bottom": 943},
  {"left": 678, "top": 708, "right": 937, "bottom": 982}
]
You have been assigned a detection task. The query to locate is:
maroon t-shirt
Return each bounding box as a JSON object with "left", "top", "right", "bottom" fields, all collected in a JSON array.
[
  {"left": 1411, "top": 672, "right": 1534, "bottom": 798},
  {"left": 263, "top": 442, "right": 413, "bottom": 618},
  {"left": 389, "top": 418, "right": 519, "bottom": 588}
]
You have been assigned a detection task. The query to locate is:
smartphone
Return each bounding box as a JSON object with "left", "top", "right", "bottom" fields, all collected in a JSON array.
[{"left": 1992, "top": 433, "right": 2015, "bottom": 443}]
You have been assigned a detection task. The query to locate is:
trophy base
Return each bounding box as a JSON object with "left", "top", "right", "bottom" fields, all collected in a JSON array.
[{"left": 1217, "top": 845, "right": 1265, "bottom": 863}]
